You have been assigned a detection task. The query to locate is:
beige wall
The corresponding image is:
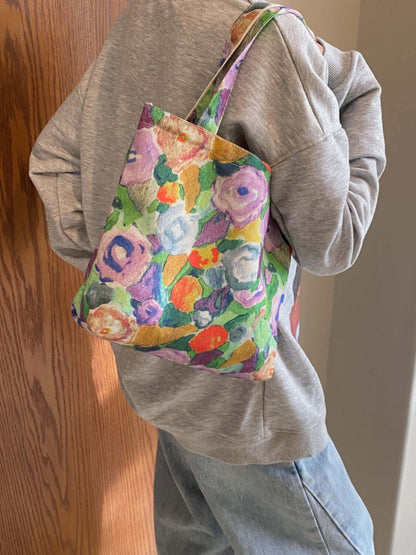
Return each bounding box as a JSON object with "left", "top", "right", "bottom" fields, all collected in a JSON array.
[
  {"left": 289, "top": 0, "right": 361, "bottom": 49},
  {"left": 328, "top": 1, "right": 416, "bottom": 552}
]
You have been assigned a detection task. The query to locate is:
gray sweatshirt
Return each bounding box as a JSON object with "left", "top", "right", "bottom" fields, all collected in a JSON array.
[{"left": 29, "top": 0, "right": 386, "bottom": 464}]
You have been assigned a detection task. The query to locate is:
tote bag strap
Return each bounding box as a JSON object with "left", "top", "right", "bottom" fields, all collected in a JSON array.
[{"left": 186, "top": 3, "right": 315, "bottom": 134}]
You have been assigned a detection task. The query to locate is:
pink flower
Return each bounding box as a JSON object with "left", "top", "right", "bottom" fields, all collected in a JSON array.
[
  {"left": 96, "top": 226, "right": 152, "bottom": 287},
  {"left": 87, "top": 306, "right": 139, "bottom": 343},
  {"left": 133, "top": 299, "right": 162, "bottom": 325},
  {"left": 212, "top": 165, "right": 268, "bottom": 227},
  {"left": 154, "top": 114, "right": 210, "bottom": 172},
  {"left": 120, "top": 127, "right": 161, "bottom": 186}
]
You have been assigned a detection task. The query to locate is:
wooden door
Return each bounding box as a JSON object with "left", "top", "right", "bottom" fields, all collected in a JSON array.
[{"left": 0, "top": 1, "right": 158, "bottom": 553}]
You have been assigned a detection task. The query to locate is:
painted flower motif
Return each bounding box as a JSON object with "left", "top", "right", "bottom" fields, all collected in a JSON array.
[
  {"left": 171, "top": 276, "right": 203, "bottom": 312},
  {"left": 87, "top": 306, "right": 138, "bottom": 343},
  {"left": 212, "top": 165, "right": 268, "bottom": 227},
  {"left": 120, "top": 127, "right": 161, "bottom": 186},
  {"left": 214, "top": 88, "right": 231, "bottom": 123},
  {"left": 140, "top": 104, "right": 155, "bottom": 129},
  {"left": 157, "top": 181, "right": 181, "bottom": 204},
  {"left": 85, "top": 282, "right": 114, "bottom": 309},
  {"left": 229, "top": 324, "right": 249, "bottom": 343},
  {"left": 195, "top": 212, "right": 230, "bottom": 246},
  {"left": 193, "top": 310, "right": 213, "bottom": 328},
  {"left": 157, "top": 201, "right": 199, "bottom": 255},
  {"left": 133, "top": 299, "right": 162, "bottom": 326},
  {"left": 96, "top": 226, "right": 152, "bottom": 287},
  {"left": 271, "top": 292, "right": 285, "bottom": 338},
  {"left": 205, "top": 266, "right": 226, "bottom": 289},
  {"left": 188, "top": 245, "right": 220, "bottom": 270},
  {"left": 230, "top": 10, "right": 259, "bottom": 45},
  {"left": 222, "top": 243, "right": 261, "bottom": 290},
  {"left": 128, "top": 263, "right": 162, "bottom": 303},
  {"left": 194, "top": 287, "right": 233, "bottom": 316},
  {"left": 191, "top": 349, "right": 224, "bottom": 366},
  {"left": 154, "top": 114, "right": 210, "bottom": 172},
  {"left": 189, "top": 325, "right": 228, "bottom": 354},
  {"left": 234, "top": 278, "right": 265, "bottom": 308},
  {"left": 252, "top": 349, "right": 276, "bottom": 381}
]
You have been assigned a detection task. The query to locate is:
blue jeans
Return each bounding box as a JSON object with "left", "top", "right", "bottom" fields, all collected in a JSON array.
[{"left": 153, "top": 429, "right": 375, "bottom": 554}]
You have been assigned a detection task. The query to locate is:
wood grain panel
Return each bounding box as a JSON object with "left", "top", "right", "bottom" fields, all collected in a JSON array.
[{"left": 0, "top": 1, "right": 158, "bottom": 553}]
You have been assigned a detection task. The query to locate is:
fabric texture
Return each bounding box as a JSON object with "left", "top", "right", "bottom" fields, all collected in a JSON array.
[
  {"left": 71, "top": 5, "right": 312, "bottom": 381},
  {"left": 154, "top": 428, "right": 375, "bottom": 554},
  {"left": 29, "top": 0, "right": 386, "bottom": 464}
]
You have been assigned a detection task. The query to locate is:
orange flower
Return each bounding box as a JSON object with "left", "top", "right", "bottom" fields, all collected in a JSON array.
[
  {"left": 189, "top": 325, "right": 228, "bottom": 353},
  {"left": 171, "top": 276, "right": 203, "bottom": 312},
  {"left": 188, "top": 245, "right": 220, "bottom": 269},
  {"left": 157, "top": 181, "right": 180, "bottom": 204}
]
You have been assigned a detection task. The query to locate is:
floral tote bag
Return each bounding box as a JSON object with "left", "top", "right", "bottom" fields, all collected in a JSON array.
[{"left": 71, "top": 3, "right": 315, "bottom": 381}]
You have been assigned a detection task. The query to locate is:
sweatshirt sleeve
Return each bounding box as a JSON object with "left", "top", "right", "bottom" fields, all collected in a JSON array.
[
  {"left": 268, "top": 21, "right": 386, "bottom": 276},
  {"left": 29, "top": 64, "right": 95, "bottom": 274}
]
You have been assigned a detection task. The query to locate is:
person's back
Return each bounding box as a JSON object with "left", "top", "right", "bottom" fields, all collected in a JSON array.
[{"left": 29, "top": 1, "right": 385, "bottom": 552}]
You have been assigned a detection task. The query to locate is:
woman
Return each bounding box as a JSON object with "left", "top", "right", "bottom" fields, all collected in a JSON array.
[{"left": 29, "top": 1, "right": 386, "bottom": 553}]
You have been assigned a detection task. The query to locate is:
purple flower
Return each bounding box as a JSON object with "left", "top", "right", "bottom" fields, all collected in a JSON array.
[
  {"left": 234, "top": 279, "right": 265, "bottom": 308},
  {"left": 212, "top": 165, "right": 268, "bottom": 227},
  {"left": 133, "top": 299, "right": 162, "bottom": 325},
  {"left": 120, "top": 127, "right": 160, "bottom": 186},
  {"left": 128, "top": 263, "right": 162, "bottom": 302},
  {"left": 194, "top": 212, "right": 230, "bottom": 246},
  {"left": 96, "top": 226, "right": 152, "bottom": 287},
  {"left": 194, "top": 287, "right": 233, "bottom": 316},
  {"left": 191, "top": 349, "right": 224, "bottom": 366}
]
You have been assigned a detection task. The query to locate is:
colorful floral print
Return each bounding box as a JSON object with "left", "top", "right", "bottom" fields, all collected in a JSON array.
[
  {"left": 71, "top": 4, "right": 310, "bottom": 380},
  {"left": 212, "top": 166, "right": 268, "bottom": 227},
  {"left": 96, "top": 225, "right": 152, "bottom": 287}
]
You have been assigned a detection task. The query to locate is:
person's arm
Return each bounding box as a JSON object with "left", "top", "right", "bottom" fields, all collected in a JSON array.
[
  {"left": 29, "top": 64, "right": 95, "bottom": 274},
  {"left": 269, "top": 19, "right": 386, "bottom": 276}
]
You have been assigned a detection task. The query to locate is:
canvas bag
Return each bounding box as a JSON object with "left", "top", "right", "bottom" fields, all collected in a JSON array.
[{"left": 71, "top": 3, "right": 315, "bottom": 381}]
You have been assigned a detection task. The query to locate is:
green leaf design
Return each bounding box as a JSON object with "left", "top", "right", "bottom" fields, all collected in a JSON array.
[
  {"left": 157, "top": 203, "right": 170, "bottom": 213},
  {"left": 207, "top": 356, "right": 226, "bottom": 369},
  {"left": 113, "top": 287, "right": 133, "bottom": 313},
  {"left": 147, "top": 199, "right": 159, "bottom": 213},
  {"left": 154, "top": 155, "right": 178, "bottom": 186},
  {"left": 159, "top": 303, "right": 192, "bottom": 327},
  {"left": 199, "top": 162, "right": 217, "bottom": 191},
  {"left": 216, "top": 238, "right": 244, "bottom": 253},
  {"left": 166, "top": 335, "right": 193, "bottom": 351},
  {"left": 104, "top": 209, "right": 120, "bottom": 232},
  {"left": 222, "top": 313, "right": 249, "bottom": 332},
  {"left": 253, "top": 318, "right": 270, "bottom": 351},
  {"left": 153, "top": 250, "right": 169, "bottom": 267},
  {"left": 115, "top": 186, "right": 141, "bottom": 227},
  {"left": 152, "top": 106, "right": 165, "bottom": 125}
]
